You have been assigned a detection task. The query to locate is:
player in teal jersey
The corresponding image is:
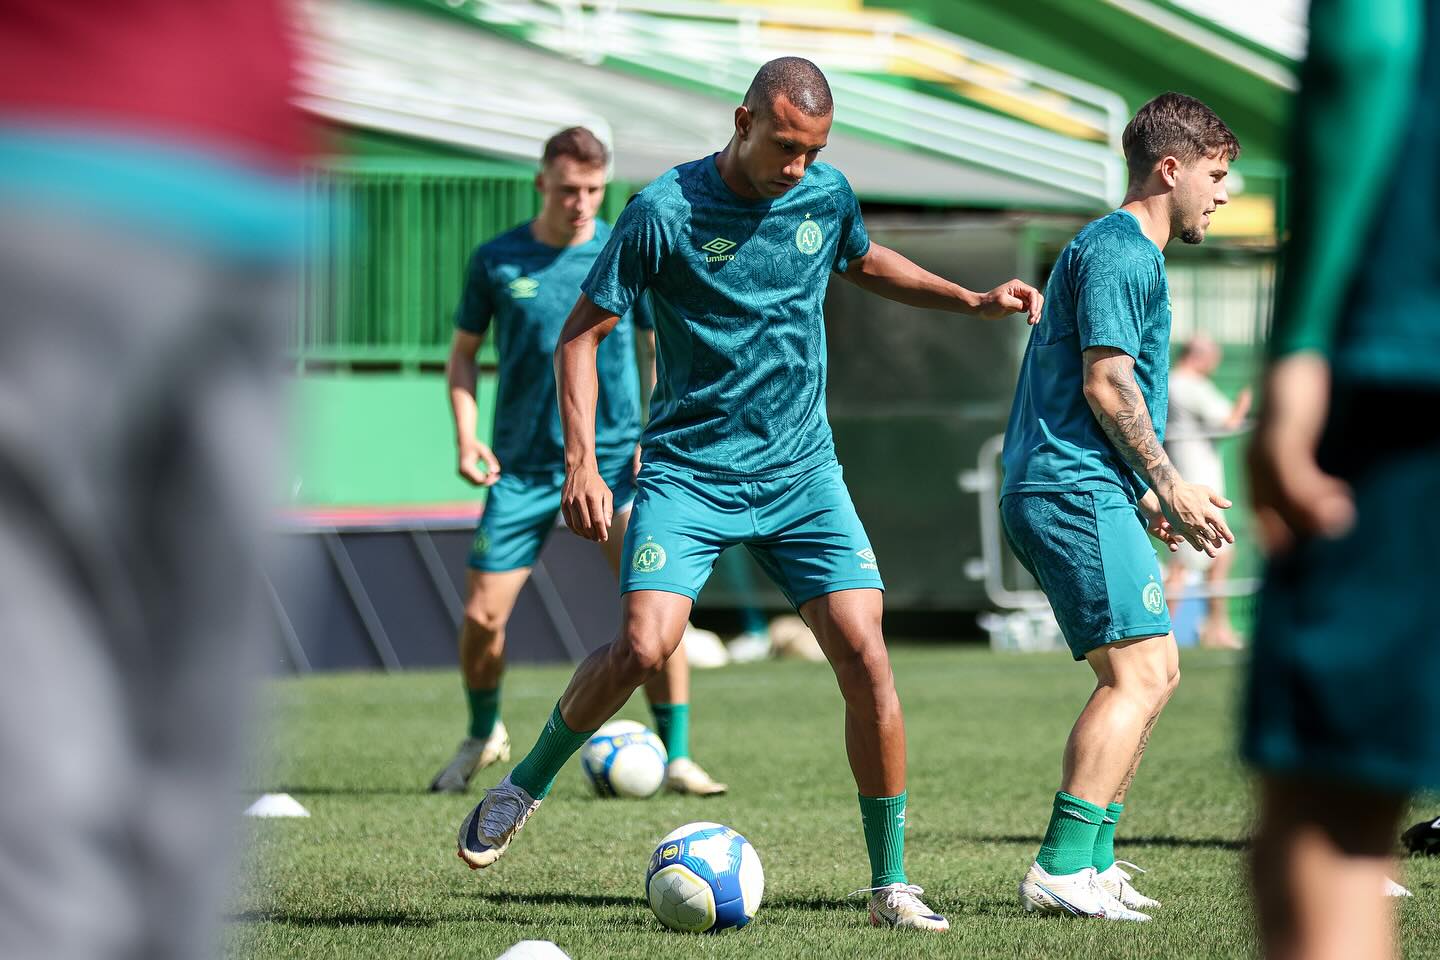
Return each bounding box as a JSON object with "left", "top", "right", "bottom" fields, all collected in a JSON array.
[
  {"left": 1245, "top": 1, "right": 1440, "bottom": 955},
  {"left": 431, "top": 127, "right": 725, "bottom": 797},
  {"left": 1001, "top": 93, "right": 1240, "bottom": 920},
  {"left": 455, "top": 58, "right": 1043, "bottom": 931}
]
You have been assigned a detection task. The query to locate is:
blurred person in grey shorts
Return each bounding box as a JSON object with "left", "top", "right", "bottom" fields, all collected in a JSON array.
[
  {"left": 1163, "top": 334, "right": 1251, "bottom": 648},
  {"left": 0, "top": 2, "right": 307, "bottom": 958}
]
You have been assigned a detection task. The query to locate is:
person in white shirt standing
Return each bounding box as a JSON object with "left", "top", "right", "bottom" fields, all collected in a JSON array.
[{"left": 1163, "top": 334, "right": 1251, "bottom": 648}]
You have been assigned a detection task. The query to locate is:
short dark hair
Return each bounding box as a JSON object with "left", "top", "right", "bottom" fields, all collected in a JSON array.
[
  {"left": 542, "top": 126, "right": 609, "bottom": 168},
  {"left": 1122, "top": 93, "right": 1240, "bottom": 184},
  {"left": 742, "top": 57, "right": 833, "bottom": 118}
]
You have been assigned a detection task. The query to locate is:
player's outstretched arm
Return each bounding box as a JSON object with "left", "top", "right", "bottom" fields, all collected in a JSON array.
[
  {"left": 1082, "top": 346, "right": 1234, "bottom": 555},
  {"left": 840, "top": 242, "right": 1043, "bottom": 323},
  {"left": 446, "top": 329, "right": 502, "bottom": 487},
  {"left": 555, "top": 294, "right": 621, "bottom": 542}
]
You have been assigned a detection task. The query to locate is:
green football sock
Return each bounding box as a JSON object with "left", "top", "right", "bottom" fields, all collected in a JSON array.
[
  {"left": 649, "top": 702, "right": 689, "bottom": 761},
  {"left": 1093, "top": 801, "right": 1125, "bottom": 872},
  {"left": 465, "top": 685, "right": 500, "bottom": 741},
  {"left": 858, "top": 792, "right": 908, "bottom": 888},
  {"left": 508, "top": 703, "right": 596, "bottom": 800},
  {"left": 1036, "top": 791, "right": 1106, "bottom": 876}
]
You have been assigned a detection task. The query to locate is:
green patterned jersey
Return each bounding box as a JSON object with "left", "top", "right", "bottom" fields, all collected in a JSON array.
[
  {"left": 581, "top": 156, "right": 870, "bottom": 480},
  {"left": 456, "top": 220, "right": 652, "bottom": 473},
  {"left": 1003, "top": 210, "right": 1171, "bottom": 499}
]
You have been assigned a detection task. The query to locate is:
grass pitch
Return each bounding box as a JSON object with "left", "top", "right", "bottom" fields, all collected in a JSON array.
[{"left": 229, "top": 646, "right": 1440, "bottom": 959}]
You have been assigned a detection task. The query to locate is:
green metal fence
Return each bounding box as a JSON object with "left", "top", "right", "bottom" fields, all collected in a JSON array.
[{"left": 297, "top": 159, "right": 632, "bottom": 368}]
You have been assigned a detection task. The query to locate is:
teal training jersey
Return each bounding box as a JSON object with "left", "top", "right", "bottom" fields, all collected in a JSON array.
[
  {"left": 1002, "top": 210, "right": 1171, "bottom": 498},
  {"left": 455, "top": 220, "right": 653, "bottom": 473},
  {"left": 580, "top": 155, "right": 870, "bottom": 480}
]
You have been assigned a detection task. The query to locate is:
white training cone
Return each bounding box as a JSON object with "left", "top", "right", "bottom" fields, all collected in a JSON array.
[
  {"left": 243, "top": 793, "right": 311, "bottom": 818},
  {"left": 497, "top": 942, "right": 571, "bottom": 960}
]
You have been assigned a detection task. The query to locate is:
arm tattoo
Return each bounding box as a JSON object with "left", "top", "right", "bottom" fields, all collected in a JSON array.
[{"left": 1093, "top": 365, "right": 1177, "bottom": 491}]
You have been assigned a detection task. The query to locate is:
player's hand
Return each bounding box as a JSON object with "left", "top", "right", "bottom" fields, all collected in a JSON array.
[
  {"left": 1160, "top": 479, "right": 1234, "bottom": 557},
  {"left": 632, "top": 444, "right": 643, "bottom": 480},
  {"left": 562, "top": 461, "right": 614, "bottom": 542},
  {"left": 458, "top": 438, "right": 501, "bottom": 487},
  {"left": 1247, "top": 354, "right": 1355, "bottom": 554},
  {"left": 1138, "top": 490, "right": 1183, "bottom": 553},
  {"left": 977, "top": 279, "right": 1044, "bottom": 325}
]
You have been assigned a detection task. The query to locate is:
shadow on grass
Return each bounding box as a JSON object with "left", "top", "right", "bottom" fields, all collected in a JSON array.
[
  {"left": 248, "top": 785, "right": 436, "bottom": 797},
  {"left": 968, "top": 833, "right": 1248, "bottom": 851},
  {"left": 229, "top": 911, "right": 438, "bottom": 928},
  {"left": 463, "top": 891, "right": 851, "bottom": 913}
]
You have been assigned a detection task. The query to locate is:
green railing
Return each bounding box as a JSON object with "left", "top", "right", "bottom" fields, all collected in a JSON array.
[{"left": 296, "top": 158, "right": 632, "bottom": 367}]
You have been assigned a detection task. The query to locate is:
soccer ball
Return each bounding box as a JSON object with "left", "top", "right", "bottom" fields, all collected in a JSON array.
[
  {"left": 579, "top": 720, "right": 667, "bottom": 798},
  {"left": 645, "top": 821, "right": 764, "bottom": 933}
]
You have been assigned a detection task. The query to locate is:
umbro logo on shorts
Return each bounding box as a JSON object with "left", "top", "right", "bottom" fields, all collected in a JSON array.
[
  {"left": 701, "top": 237, "right": 736, "bottom": 262},
  {"left": 856, "top": 548, "right": 878, "bottom": 571}
]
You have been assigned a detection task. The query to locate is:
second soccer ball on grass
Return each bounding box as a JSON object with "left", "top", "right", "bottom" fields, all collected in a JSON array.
[{"left": 578, "top": 720, "right": 667, "bottom": 798}]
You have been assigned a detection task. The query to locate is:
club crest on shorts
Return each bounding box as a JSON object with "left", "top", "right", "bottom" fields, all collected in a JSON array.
[
  {"left": 471, "top": 528, "right": 490, "bottom": 556},
  {"left": 795, "top": 216, "right": 823, "bottom": 255},
  {"left": 632, "top": 536, "right": 667, "bottom": 574},
  {"left": 1142, "top": 579, "right": 1164, "bottom": 616}
]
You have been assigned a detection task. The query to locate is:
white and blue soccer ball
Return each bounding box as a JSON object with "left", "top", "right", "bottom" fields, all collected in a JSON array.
[
  {"left": 645, "top": 821, "right": 764, "bottom": 933},
  {"left": 579, "top": 720, "right": 667, "bottom": 798}
]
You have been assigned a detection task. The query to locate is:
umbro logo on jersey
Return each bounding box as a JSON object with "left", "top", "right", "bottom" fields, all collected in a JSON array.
[
  {"left": 701, "top": 237, "right": 737, "bottom": 262},
  {"left": 508, "top": 276, "right": 539, "bottom": 299}
]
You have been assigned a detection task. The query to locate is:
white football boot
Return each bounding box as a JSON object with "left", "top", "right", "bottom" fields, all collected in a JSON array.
[
  {"left": 456, "top": 773, "right": 541, "bottom": 869},
  {"left": 1019, "top": 862, "right": 1151, "bottom": 921},
  {"left": 1095, "top": 860, "right": 1161, "bottom": 910},
  {"left": 429, "top": 721, "right": 510, "bottom": 793},
  {"left": 664, "top": 757, "right": 728, "bottom": 796},
  {"left": 858, "top": 883, "right": 950, "bottom": 931}
]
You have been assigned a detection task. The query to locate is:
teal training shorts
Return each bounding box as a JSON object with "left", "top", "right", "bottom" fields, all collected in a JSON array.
[
  {"left": 619, "top": 458, "right": 883, "bottom": 609},
  {"left": 1000, "top": 488, "right": 1172, "bottom": 660},
  {"left": 1244, "top": 387, "right": 1440, "bottom": 792},
  {"left": 468, "top": 455, "right": 636, "bottom": 573}
]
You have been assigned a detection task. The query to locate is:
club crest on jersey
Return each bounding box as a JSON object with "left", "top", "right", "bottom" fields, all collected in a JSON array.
[
  {"left": 701, "top": 237, "right": 737, "bottom": 262},
  {"left": 632, "top": 536, "right": 667, "bottom": 574},
  {"left": 1142, "top": 579, "right": 1164, "bottom": 615},
  {"left": 508, "top": 276, "right": 540, "bottom": 299},
  {"left": 795, "top": 216, "right": 823, "bottom": 255}
]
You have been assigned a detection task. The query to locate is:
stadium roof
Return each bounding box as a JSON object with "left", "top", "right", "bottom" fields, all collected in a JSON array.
[{"left": 296, "top": 0, "right": 1127, "bottom": 209}]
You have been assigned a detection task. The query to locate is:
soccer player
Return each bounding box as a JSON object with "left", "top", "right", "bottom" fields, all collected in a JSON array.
[
  {"left": 455, "top": 57, "right": 1043, "bottom": 931},
  {"left": 1246, "top": 0, "right": 1439, "bottom": 956},
  {"left": 430, "top": 127, "right": 725, "bottom": 797},
  {"left": 1000, "top": 93, "right": 1239, "bottom": 920}
]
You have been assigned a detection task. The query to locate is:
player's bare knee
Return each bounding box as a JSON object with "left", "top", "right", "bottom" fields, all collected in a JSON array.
[
  {"left": 830, "top": 635, "right": 893, "bottom": 698},
  {"left": 611, "top": 629, "right": 668, "bottom": 685},
  {"left": 463, "top": 603, "right": 507, "bottom": 638}
]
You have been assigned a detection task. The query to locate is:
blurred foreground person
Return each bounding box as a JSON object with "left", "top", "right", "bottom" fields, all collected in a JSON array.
[
  {"left": 1245, "top": 1, "right": 1439, "bottom": 958},
  {"left": 0, "top": 3, "right": 307, "bottom": 958}
]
